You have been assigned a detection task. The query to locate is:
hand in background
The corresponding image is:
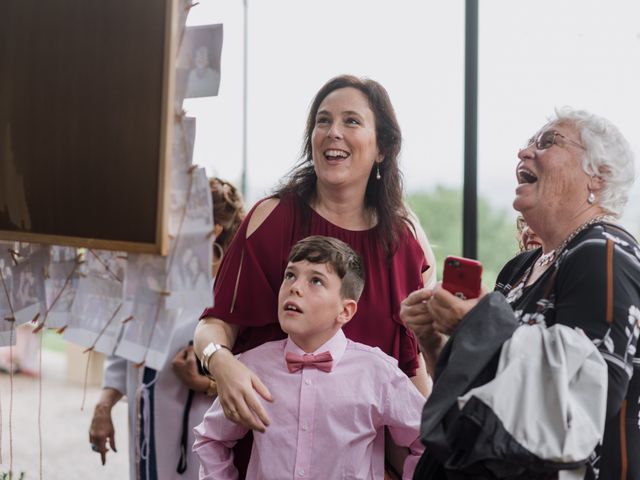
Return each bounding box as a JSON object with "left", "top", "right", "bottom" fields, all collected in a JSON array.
[
  {"left": 400, "top": 287, "right": 440, "bottom": 342},
  {"left": 171, "top": 345, "right": 210, "bottom": 393},
  {"left": 428, "top": 284, "right": 485, "bottom": 335},
  {"left": 89, "top": 388, "right": 122, "bottom": 466}
]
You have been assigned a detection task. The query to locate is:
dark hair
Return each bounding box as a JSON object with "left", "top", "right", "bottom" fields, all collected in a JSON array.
[
  {"left": 287, "top": 235, "right": 365, "bottom": 302},
  {"left": 274, "top": 74, "right": 411, "bottom": 255},
  {"left": 210, "top": 177, "right": 245, "bottom": 252}
]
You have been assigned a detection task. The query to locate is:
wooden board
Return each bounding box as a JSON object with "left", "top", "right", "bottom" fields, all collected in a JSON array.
[{"left": 0, "top": 0, "right": 177, "bottom": 254}]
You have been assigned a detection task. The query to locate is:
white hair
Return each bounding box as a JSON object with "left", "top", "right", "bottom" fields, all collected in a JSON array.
[{"left": 549, "top": 107, "right": 635, "bottom": 218}]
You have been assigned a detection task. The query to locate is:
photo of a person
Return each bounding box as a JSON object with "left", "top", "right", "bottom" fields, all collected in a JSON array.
[
  {"left": 179, "top": 24, "right": 223, "bottom": 99},
  {"left": 186, "top": 46, "right": 220, "bottom": 98}
]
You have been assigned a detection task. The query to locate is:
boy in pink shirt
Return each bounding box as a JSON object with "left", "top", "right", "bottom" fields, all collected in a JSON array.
[{"left": 193, "top": 235, "right": 425, "bottom": 479}]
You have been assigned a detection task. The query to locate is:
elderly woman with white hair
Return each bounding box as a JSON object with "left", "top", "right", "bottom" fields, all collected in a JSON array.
[{"left": 402, "top": 107, "right": 640, "bottom": 479}]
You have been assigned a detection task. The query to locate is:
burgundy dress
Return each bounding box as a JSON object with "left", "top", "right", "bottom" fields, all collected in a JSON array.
[{"left": 200, "top": 193, "right": 429, "bottom": 376}]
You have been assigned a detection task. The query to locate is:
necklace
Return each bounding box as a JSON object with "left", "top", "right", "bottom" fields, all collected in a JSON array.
[
  {"left": 535, "top": 214, "right": 611, "bottom": 268},
  {"left": 507, "top": 214, "right": 611, "bottom": 304}
]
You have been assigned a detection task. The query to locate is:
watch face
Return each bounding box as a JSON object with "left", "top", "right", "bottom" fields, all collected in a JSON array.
[{"left": 203, "top": 343, "right": 218, "bottom": 356}]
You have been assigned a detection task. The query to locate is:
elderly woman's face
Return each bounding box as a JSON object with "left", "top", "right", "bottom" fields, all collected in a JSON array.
[{"left": 514, "top": 122, "right": 590, "bottom": 221}]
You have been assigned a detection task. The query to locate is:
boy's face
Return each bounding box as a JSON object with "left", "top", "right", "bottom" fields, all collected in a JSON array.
[{"left": 278, "top": 260, "right": 356, "bottom": 352}]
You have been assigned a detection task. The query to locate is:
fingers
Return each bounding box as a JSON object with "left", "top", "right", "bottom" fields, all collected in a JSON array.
[
  {"left": 214, "top": 355, "right": 273, "bottom": 432},
  {"left": 220, "top": 392, "right": 268, "bottom": 432},
  {"left": 252, "top": 374, "right": 274, "bottom": 403},
  {"left": 89, "top": 434, "right": 109, "bottom": 465},
  {"left": 108, "top": 431, "right": 117, "bottom": 453},
  {"left": 89, "top": 407, "right": 116, "bottom": 465},
  {"left": 236, "top": 394, "right": 269, "bottom": 433},
  {"left": 402, "top": 287, "right": 435, "bottom": 307}
]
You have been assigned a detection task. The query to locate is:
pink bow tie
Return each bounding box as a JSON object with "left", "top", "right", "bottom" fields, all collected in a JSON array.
[{"left": 285, "top": 351, "right": 333, "bottom": 373}]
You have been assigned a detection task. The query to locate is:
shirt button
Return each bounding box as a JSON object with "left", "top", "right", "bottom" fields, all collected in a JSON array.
[
  {"left": 298, "top": 469, "right": 305, "bottom": 477},
  {"left": 301, "top": 423, "right": 309, "bottom": 431},
  {"left": 304, "top": 379, "right": 312, "bottom": 385}
]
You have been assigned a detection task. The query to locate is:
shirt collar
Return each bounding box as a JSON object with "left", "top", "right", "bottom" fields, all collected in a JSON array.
[{"left": 284, "top": 329, "right": 348, "bottom": 369}]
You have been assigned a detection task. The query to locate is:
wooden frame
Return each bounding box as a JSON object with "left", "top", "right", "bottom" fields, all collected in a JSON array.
[{"left": 0, "top": 0, "right": 178, "bottom": 255}]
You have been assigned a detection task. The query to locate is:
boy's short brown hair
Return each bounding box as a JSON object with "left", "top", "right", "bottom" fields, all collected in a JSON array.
[{"left": 287, "top": 236, "right": 365, "bottom": 301}]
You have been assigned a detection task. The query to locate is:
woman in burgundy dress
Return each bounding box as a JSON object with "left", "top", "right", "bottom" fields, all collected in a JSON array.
[{"left": 194, "top": 75, "right": 436, "bottom": 477}]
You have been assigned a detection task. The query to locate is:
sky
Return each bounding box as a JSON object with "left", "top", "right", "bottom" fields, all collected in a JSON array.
[{"left": 183, "top": 0, "right": 640, "bottom": 231}]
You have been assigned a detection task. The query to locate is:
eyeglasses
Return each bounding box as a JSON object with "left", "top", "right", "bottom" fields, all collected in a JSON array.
[{"left": 523, "top": 130, "right": 585, "bottom": 151}]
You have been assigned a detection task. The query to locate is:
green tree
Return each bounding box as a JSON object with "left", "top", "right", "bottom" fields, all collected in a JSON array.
[{"left": 407, "top": 186, "right": 520, "bottom": 287}]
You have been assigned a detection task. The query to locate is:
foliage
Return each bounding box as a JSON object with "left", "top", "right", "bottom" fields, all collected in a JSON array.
[
  {"left": 407, "top": 186, "right": 520, "bottom": 287},
  {"left": 42, "top": 329, "right": 66, "bottom": 353},
  {"left": 0, "top": 472, "right": 25, "bottom": 480}
]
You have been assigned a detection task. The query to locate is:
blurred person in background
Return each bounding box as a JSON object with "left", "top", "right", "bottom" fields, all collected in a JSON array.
[{"left": 88, "top": 177, "right": 245, "bottom": 480}]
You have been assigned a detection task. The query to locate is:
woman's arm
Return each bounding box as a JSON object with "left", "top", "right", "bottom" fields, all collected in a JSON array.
[
  {"left": 406, "top": 205, "right": 437, "bottom": 289},
  {"left": 193, "top": 198, "right": 281, "bottom": 432},
  {"left": 194, "top": 319, "right": 273, "bottom": 433},
  {"left": 410, "top": 353, "right": 432, "bottom": 397}
]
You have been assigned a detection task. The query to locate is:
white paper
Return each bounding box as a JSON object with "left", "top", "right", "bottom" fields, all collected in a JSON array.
[
  {"left": 63, "top": 250, "right": 127, "bottom": 353},
  {"left": 178, "top": 24, "right": 224, "bottom": 99},
  {"left": 43, "top": 246, "right": 80, "bottom": 329}
]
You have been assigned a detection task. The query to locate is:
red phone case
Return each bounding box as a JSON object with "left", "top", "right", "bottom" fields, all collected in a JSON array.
[{"left": 442, "top": 255, "right": 483, "bottom": 300}]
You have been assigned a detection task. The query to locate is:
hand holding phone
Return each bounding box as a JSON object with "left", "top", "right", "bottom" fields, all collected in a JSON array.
[{"left": 442, "top": 255, "right": 482, "bottom": 300}]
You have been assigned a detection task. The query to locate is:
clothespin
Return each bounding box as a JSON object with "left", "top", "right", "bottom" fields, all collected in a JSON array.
[
  {"left": 175, "top": 108, "right": 187, "bottom": 121},
  {"left": 83, "top": 346, "right": 95, "bottom": 354},
  {"left": 121, "top": 315, "right": 134, "bottom": 324},
  {"left": 8, "top": 249, "right": 21, "bottom": 266},
  {"left": 56, "top": 325, "right": 68, "bottom": 334}
]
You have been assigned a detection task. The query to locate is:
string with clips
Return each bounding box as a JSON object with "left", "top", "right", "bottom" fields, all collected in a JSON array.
[
  {"left": 0, "top": 246, "right": 23, "bottom": 472},
  {"left": 35, "top": 250, "right": 84, "bottom": 480},
  {"left": 133, "top": 108, "right": 200, "bottom": 370},
  {"left": 78, "top": 250, "right": 130, "bottom": 411}
]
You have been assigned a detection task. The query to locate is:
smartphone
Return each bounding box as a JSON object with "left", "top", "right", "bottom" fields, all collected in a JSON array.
[{"left": 442, "top": 255, "right": 483, "bottom": 300}]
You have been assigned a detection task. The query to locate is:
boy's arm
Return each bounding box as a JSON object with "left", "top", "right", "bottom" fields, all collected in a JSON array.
[
  {"left": 193, "top": 397, "right": 250, "bottom": 480},
  {"left": 381, "top": 367, "right": 426, "bottom": 480}
]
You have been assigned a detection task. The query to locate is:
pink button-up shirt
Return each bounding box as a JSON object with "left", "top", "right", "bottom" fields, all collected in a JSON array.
[{"left": 193, "top": 329, "right": 425, "bottom": 479}]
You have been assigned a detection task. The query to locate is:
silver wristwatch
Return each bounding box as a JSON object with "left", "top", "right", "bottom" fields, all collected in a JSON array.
[{"left": 200, "top": 342, "right": 231, "bottom": 378}]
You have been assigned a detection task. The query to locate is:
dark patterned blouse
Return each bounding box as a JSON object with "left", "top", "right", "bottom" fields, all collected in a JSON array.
[{"left": 496, "top": 222, "right": 640, "bottom": 480}]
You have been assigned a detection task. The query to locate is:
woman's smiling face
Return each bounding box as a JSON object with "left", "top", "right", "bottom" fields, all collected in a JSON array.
[
  {"left": 514, "top": 121, "right": 591, "bottom": 223},
  {"left": 311, "top": 87, "right": 380, "bottom": 191}
]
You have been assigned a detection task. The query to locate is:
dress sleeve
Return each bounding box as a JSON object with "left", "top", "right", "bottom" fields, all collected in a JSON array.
[
  {"left": 199, "top": 198, "right": 291, "bottom": 334},
  {"left": 554, "top": 238, "right": 640, "bottom": 418}
]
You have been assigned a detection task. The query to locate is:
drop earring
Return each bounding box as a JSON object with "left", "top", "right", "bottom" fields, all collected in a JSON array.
[
  {"left": 376, "top": 163, "right": 381, "bottom": 180},
  {"left": 587, "top": 191, "right": 595, "bottom": 204}
]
